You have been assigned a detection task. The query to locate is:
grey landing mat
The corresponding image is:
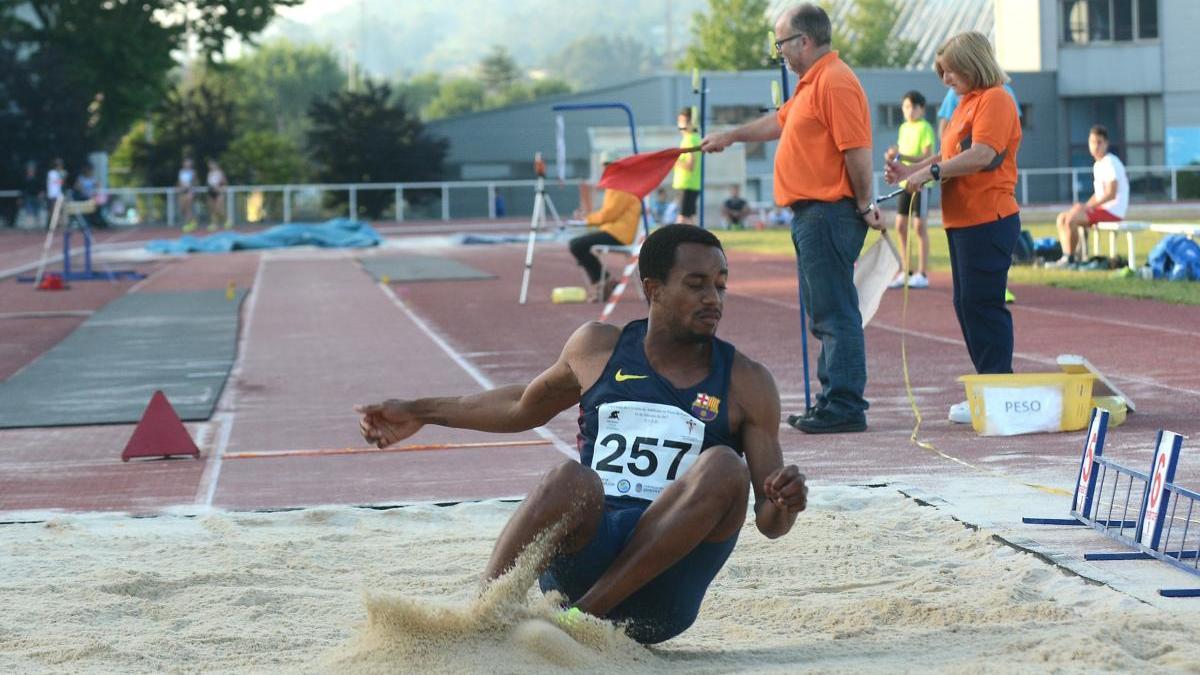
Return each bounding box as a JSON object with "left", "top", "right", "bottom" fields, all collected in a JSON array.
[
  {"left": 0, "top": 289, "right": 246, "bottom": 428},
  {"left": 358, "top": 255, "right": 494, "bottom": 282}
]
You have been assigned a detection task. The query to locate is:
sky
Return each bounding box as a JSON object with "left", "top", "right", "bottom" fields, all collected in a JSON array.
[{"left": 276, "top": 0, "right": 358, "bottom": 24}]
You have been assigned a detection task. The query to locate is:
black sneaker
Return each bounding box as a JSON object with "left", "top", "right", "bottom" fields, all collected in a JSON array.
[
  {"left": 786, "top": 406, "right": 822, "bottom": 429},
  {"left": 794, "top": 408, "right": 867, "bottom": 434}
]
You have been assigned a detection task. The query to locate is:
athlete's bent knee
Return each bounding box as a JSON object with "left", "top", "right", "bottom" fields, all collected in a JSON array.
[{"left": 693, "top": 446, "right": 750, "bottom": 495}]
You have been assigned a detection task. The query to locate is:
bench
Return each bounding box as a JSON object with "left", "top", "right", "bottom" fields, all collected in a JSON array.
[{"left": 1088, "top": 221, "right": 1200, "bottom": 270}]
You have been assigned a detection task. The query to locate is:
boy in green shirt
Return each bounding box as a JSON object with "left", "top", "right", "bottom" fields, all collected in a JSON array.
[
  {"left": 885, "top": 91, "right": 936, "bottom": 289},
  {"left": 673, "top": 107, "right": 701, "bottom": 225}
]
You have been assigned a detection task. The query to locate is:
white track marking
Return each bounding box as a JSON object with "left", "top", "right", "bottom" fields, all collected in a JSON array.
[
  {"left": 193, "top": 255, "right": 268, "bottom": 507},
  {"left": 377, "top": 282, "right": 575, "bottom": 457},
  {"left": 731, "top": 290, "right": 1200, "bottom": 399}
]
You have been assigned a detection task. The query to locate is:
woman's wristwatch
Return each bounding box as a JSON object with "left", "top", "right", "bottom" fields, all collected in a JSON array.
[{"left": 930, "top": 163, "right": 942, "bottom": 181}]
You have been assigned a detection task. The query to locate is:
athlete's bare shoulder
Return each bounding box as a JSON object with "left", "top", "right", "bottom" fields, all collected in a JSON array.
[
  {"left": 562, "top": 322, "right": 622, "bottom": 392},
  {"left": 729, "top": 350, "right": 781, "bottom": 425}
]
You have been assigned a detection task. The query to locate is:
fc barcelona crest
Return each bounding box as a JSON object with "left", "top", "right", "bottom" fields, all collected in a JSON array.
[{"left": 690, "top": 393, "right": 720, "bottom": 422}]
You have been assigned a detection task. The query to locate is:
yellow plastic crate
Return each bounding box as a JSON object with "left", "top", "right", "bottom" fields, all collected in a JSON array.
[{"left": 958, "top": 373, "right": 1096, "bottom": 435}]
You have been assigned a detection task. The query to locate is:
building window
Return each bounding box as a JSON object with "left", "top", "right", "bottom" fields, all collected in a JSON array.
[
  {"left": 877, "top": 103, "right": 937, "bottom": 130},
  {"left": 1062, "top": 0, "right": 1157, "bottom": 44},
  {"left": 878, "top": 103, "right": 903, "bottom": 129},
  {"left": 1067, "top": 95, "right": 1165, "bottom": 197},
  {"left": 710, "top": 105, "right": 761, "bottom": 126},
  {"left": 1019, "top": 103, "right": 1034, "bottom": 130}
]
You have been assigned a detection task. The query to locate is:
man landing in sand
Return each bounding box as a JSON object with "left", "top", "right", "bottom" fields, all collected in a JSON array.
[{"left": 357, "top": 224, "right": 808, "bottom": 644}]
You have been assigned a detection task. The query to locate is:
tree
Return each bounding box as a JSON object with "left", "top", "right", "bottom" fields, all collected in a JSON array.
[
  {"left": 424, "top": 77, "right": 487, "bottom": 120},
  {"left": 221, "top": 130, "right": 309, "bottom": 185},
  {"left": 394, "top": 72, "right": 443, "bottom": 116},
  {"left": 306, "top": 80, "right": 448, "bottom": 218},
  {"left": 828, "top": 0, "right": 916, "bottom": 68},
  {"left": 0, "top": 0, "right": 300, "bottom": 189},
  {"left": 478, "top": 45, "right": 520, "bottom": 95},
  {"left": 118, "top": 80, "right": 239, "bottom": 188},
  {"left": 678, "top": 0, "right": 772, "bottom": 72},
  {"left": 547, "top": 35, "right": 657, "bottom": 90},
  {"left": 225, "top": 41, "right": 346, "bottom": 147}
]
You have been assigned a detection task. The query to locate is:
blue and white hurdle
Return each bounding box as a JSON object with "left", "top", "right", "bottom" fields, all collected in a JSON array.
[{"left": 1023, "top": 408, "right": 1200, "bottom": 597}]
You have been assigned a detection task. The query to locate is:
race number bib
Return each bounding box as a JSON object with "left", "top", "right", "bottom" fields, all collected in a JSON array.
[{"left": 591, "top": 401, "right": 705, "bottom": 501}]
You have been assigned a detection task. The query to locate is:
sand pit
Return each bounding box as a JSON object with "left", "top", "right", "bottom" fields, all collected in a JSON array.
[{"left": 2, "top": 486, "right": 1199, "bottom": 674}]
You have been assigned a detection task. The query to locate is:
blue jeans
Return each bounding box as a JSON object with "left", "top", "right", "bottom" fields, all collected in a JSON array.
[
  {"left": 790, "top": 199, "right": 869, "bottom": 416},
  {"left": 945, "top": 213, "right": 1021, "bottom": 374}
]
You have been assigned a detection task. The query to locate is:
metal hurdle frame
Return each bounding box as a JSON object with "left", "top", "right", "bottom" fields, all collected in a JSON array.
[
  {"left": 1023, "top": 408, "right": 1199, "bottom": 597},
  {"left": 17, "top": 200, "right": 145, "bottom": 285}
]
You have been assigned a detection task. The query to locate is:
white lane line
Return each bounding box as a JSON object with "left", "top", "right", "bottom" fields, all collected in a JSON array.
[
  {"left": 734, "top": 256, "right": 1200, "bottom": 339},
  {"left": 1007, "top": 303, "right": 1199, "bottom": 338},
  {"left": 731, "top": 290, "right": 1200, "bottom": 399},
  {"left": 377, "top": 282, "right": 575, "bottom": 457},
  {"left": 193, "top": 255, "right": 268, "bottom": 507}
]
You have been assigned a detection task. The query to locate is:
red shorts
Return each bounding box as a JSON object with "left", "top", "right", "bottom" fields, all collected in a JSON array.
[{"left": 1086, "top": 206, "right": 1121, "bottom": 225}]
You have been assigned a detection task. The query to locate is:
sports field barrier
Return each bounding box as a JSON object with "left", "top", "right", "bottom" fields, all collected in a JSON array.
[
  {"left": 4, "top": 164, "right": 1199, "bottom": 228},
  {"left": 1023, "top": 408, "right": 1199, "bottom": 597}
]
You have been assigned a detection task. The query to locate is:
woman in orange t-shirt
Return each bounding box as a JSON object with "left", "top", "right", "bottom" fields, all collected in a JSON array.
[{"left": 885, "top": 32, "right": 1022, "bottom": 424}]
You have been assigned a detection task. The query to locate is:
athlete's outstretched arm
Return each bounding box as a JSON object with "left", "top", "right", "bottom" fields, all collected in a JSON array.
[
  {"left": 735, "top": 357, "right": 807, "bottom": 539},
  {"left": 356, "top": 323, "right": 610, "bottom": 448}
]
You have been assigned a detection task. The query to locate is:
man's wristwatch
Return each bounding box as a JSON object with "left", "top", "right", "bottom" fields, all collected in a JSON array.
[
  {"left": 857, "top": 201, "right": 877, "bottom": 217},
  {"left": 930, "top": 163, "right": 942, "bottom": 181}
]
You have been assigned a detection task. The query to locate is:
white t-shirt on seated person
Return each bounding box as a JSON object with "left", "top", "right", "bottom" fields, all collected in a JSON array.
[{"left": 1093, "top": 152, "right": 1129, "bottom": 219}]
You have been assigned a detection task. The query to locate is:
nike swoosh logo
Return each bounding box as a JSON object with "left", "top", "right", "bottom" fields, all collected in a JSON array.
[{"left": 615, "top": 369, "right": 649, "bottom": 382}]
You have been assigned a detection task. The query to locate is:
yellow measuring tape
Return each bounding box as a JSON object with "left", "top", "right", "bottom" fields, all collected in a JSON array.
[{"left": 895, "top": 190, "right": 1070, "bottom": 497}]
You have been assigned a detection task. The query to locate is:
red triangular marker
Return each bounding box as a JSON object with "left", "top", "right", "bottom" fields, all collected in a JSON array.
[{"left": 121, "top": 390, "right": 201, "bottom": 462}]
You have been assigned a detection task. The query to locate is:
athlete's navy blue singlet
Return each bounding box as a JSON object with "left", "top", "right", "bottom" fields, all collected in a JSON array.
[
  {"left": 578, "top": 318, "right": 739, "bottom": 506},
  {"left": 540, "top": 319, "right": 743, "bottom": 644}
]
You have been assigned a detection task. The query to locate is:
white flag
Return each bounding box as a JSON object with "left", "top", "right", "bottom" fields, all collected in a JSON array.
[{"left": 854, "top": 234, "right": 901, "bottom": 327}]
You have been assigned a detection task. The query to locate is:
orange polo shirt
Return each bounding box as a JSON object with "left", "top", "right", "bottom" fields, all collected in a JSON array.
[
  {"left": 940, "top": 86, "right": 1022, "bottom": 228},
  {"left": 774, "top": 51, "right": 872, "bottom": 205}
]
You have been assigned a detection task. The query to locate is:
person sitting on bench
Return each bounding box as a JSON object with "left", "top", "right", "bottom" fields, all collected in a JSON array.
[{"left": 1054, "top": 125, "right": 1129, "bottom": 266}]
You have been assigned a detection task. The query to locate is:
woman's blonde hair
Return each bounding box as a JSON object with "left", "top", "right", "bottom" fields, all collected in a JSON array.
[{"left": 935, "top": 32, "right": 1009, "bottom": 90}]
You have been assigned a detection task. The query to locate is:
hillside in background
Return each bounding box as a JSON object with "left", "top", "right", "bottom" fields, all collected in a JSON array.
[{"left": 264, "top": 0, "right": 709, "bottom": 83}]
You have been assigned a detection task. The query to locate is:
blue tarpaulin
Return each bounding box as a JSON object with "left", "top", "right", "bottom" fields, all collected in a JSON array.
[{"left": 145, "top": 219, "right": 381, "bottom": 254}]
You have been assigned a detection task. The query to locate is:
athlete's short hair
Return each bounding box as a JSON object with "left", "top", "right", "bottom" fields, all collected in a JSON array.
[
  {"left": 1090, "top": 124, "right": 1109, "bottom": 140},
  {"left": 639, "top": 224, "right": 723, "bottom": 284}
]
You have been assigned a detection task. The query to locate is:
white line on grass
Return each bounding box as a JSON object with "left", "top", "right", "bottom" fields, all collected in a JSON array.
[
  {"left": 732, "top": 290, "right": 1200, "bottom": 399},
  {"left": 377, "top": 282, "right": 575, "bottom": 457},
  {"left": 738, "top": 256, "right": 1200, "bottom": 339}
]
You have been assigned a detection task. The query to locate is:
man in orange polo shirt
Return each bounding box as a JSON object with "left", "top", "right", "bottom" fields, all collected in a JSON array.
[{"left": 702, "top": 3, "right": 882, "bottom": 434}]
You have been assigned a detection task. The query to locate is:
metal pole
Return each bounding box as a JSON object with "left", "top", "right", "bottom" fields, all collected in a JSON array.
[
  {"left": 1170, "top": 168, "right": 1178, "bottom": 202},
  {"left": 776, "top": 45, "right": 810, "bottom": 412},
  {"left": 167, "top": 190, "right": 176, "bottom": 228},
  {"left": 283, "top": 186, "right": 292, "bottom": 223},
  {"left": 226, "top": 187, "right": 234, "bottom": 228},
  {"left": 349, "top": 186, "right": 357, "bottom": 220},
  {"left": 441, "top": 183, "right": 450, "bottom": 221},
  {"left": 699, "top": 74, "right": 707, "bottom": 229},
  {"left": 551, "top": 102, "right": 651, "bottom": 237},
  {"left": 1021, "top": 171, "right": 1029, "bottom": 205},
  {"left": 395, "top": 186, "right": 404, "bottom": 222},
  {"left": 488, "top": 183, "right": 497, "bottom": 219},
  {"left": 1071, "top": 168, "right": 1080, "bottom": 203}
]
